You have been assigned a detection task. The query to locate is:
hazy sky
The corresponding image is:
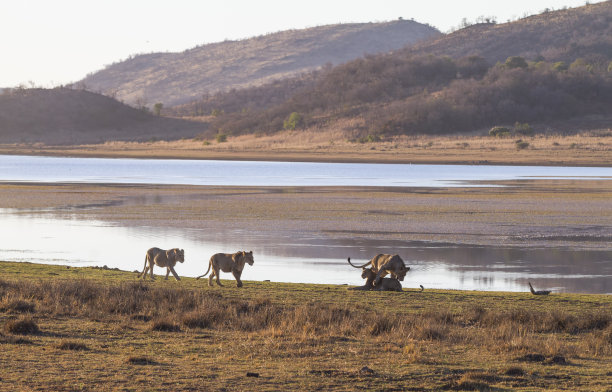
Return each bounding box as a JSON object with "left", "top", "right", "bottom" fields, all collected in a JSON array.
[{"left": 1, "top": 0, "right": 602, "bottom": 87}]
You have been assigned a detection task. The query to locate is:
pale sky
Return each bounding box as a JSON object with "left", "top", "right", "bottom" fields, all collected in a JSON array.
[{"left": 0, "top": 0, "right": 603, "bottom": 87}]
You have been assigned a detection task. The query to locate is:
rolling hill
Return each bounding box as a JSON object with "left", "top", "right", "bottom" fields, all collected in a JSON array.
[
  {"left": 80, "top": 20, "right": 440, "bottom": 107},
  {"left": 0, "top": 88, "right": 208, "bottom": 144},
  {"left": 190, "top": 1, "right": 612, "bottom": 137}
]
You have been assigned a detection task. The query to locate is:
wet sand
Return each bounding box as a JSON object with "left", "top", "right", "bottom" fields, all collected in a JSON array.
[{"left": 1, "top": 180, "right": 611, "bottom": 251}]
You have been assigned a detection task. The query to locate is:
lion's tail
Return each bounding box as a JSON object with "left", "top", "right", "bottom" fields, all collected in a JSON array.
[
  {"left": 138, "top": 254, "right": 148, "bottom": 278},
  {"left": 195, "top": 257, "right": 213, "bottom": 279},
  {"left": 347, "top": 257, "right": 372, "bottom": 269}
]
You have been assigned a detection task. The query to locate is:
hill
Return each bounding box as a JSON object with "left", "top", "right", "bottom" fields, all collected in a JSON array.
[
  {"left": 405, "top": 2, "right": 612, "bottom": 64},
  {"left": 0, "top": 88, "right": 208, "bottom": 144},
  {"left": 192, "top": 2, "right": 612, "bottom": 138},
  {"left": 80, "top": 20, "right": 440, "bottom": 107}
]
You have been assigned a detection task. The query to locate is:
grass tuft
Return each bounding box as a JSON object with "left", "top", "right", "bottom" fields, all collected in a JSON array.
[
  {"left": 4, "top": 318, "right": 40, "bottom": 335},
  {"left": 57, "top": 341, "right": 89, "bottom": 351},
  {"left": 126, "top": 356, "right": 157, "bottom": 365},
  {"left": 151, "top": 319, "right": 181, "bottom": 332}
]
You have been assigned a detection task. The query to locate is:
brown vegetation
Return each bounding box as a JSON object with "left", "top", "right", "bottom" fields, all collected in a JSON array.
[
  {"left": 0, "top": 88, "right": 209, "bottom": 144},
  {"left": 81, "top": 20, "right": 439, "bottom": 107},
  {"left": 3, "top": 129, "right": 609, "bottom": 166},
  {"left": 170, "top": 3, "right": 612, "bottom": 140},
  {"left": 0, "top": 265, "right": 610, "bottom": 391}
]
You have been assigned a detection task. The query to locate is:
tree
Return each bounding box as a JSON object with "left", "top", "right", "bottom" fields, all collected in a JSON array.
[
  {"left": 283, "top": 112, "right": 303, "bottom": 130},
  {"left": 153, "top": 103, "right": 163, "bottom": 116},
  {"left": 504, "top": 56, "right": 528, "bottom": 69}
]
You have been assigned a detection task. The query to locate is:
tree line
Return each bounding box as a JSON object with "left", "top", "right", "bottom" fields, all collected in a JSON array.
[{"left": 170, "top": 52, "right": 612, "bottom": 137}]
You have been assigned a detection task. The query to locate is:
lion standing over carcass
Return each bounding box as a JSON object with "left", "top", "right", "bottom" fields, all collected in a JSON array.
[
  {"left": 347, "top": 254, "right": 409, "bottom": 286},
  {"left": 196, "top": 251, "right": 254, "bottom": 287},
  {"left": 139, "top": 247, "right": 185, "bottom": 281},
  {"left": 349, "top": 267, "right": 403, "bottom": 291}
]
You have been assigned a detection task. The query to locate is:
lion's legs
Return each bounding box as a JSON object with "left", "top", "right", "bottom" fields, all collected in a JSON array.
[
  {"left": 168, "top": 267, "right": 181, "bottom": 281},
  {"left": 215, "top": 268, "right": 224, "bottom": 286},
  {"left": 210, "top": 266, "right": 223, "bottom": 286},
  {"left": 374, "top": 270, "right": 388, "bottom": 286},
  {"left": 139, "top": 265, "right": 148, "bottom": 279},
  {"left": 165, "top": 268, "right": 170, "bottom": 280},
  {"left": 149, "top": 264, "right": 156, "bottom": 280},
  {"left": 232, "top": 269, "right": 243, "bottom": 287}
]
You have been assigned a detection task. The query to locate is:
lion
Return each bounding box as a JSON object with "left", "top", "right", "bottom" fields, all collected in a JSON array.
[
  {"left": 361, "top": 267, "right": 403, "bottom": 292},
  {"left": 347, "top": 254, "right": 410, "bottom": 286},
  {"left": 138, "top": 247, "right": 185, "bottom": 281},
  {"left": 196, "top": 251, "right": 254, "bottom": 287}
]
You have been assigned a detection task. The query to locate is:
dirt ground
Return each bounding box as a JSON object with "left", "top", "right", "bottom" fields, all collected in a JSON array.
[
  {"left": 0, "top": 130, "right": 611, "bottom": 166},
  {"left": 1, "top": 180, "right": 611, "bottom": 251}
]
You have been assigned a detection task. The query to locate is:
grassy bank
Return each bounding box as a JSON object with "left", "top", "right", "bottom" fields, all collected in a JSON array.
[
  {"left": 0, "top": 130, "right": 611, "bottom": 166},
  {"left": 1, "top": 261, "right": 610, "bottom": 391}
]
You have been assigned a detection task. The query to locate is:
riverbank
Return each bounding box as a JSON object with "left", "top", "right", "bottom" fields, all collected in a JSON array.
[
  {"left": 0, "top": 130, "right": 611, "bottom": 166},
  {"left": 0, "top": 261, "right": 610, "bottom": 391}
]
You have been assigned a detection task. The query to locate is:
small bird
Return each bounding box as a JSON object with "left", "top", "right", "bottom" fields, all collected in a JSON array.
[
  {"left": 419, "top": 285, "right": 424, "bottom": 292},
  {"left": 528, "top": 282, "right": 551, "bottom": 295}
]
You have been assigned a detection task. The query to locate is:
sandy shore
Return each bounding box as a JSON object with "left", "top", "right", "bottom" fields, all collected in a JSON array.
[
  {"left": 2, "top": 180, "right": 611, "bottom": 251},
  {"left": 0, "top": 131, "right": 611, "bottom": 166}
]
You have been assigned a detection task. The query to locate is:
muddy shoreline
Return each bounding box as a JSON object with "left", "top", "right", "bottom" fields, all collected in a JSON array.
[{"left": 1, "top": 180, "right": 611, "bottom": 250}]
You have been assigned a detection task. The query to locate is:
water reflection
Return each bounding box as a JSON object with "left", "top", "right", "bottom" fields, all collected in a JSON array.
[{"left": 1, "top": 210, "right": 609, "bottom": 294}]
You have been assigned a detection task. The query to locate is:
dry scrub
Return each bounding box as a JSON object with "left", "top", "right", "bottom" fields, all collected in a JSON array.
[{"left": 1, "top": 278, "right": 610, "bottom": 358}]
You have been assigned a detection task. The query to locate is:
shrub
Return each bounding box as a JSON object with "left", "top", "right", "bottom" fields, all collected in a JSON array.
[
  {"left": 505, "top": 56, "right": 528, "bottom": 69},
  {"left": 215, "top": 133, "right": 227, "bottom": 143},
  {"left": 2, "top": 299, "right": 35, "bottom": 313},
  {"left": 514, "top": 122, "right": 533, "bottom": 136},
  {"left": 489, "top": 126, "right": 510, "bottom": 137},
  {"left": 151, "top": 319, "right": 181, "bottom": 332},
  {"left": 127, "top": 356, "right": 157, "bottom": 365},
  {"left": 358, "top": 134, "right": 382, "bottom": 143},
  {"left": 515, "top": 140, "right": 530, "bottom": 149},
  {"left": 57, "top": 341, "right": 89, "bottom": 351},
  {"left": 283, "top": 112, "right": 304, "bottom": 130},
  {"left": 5, "top": 318, "right": 40, "bottom": 335}
]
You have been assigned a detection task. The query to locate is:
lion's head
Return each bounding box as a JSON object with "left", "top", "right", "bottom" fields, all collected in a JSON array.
[
  {"left": 169, "top": 248, "right": 185, "bottom": 263},
  {"left": 242, "top": 251, "right": 254, "bottom": 266},
  {"left": 395, "top": 265, "right": 409, "bottom": 281}
]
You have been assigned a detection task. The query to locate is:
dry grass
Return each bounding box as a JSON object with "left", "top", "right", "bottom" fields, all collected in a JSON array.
[
  {"left": 0, "top": 261, "right": 611, "bottom": 390},
  {"left": 1, "top": 127, "right": 611, "bottom": 166}
]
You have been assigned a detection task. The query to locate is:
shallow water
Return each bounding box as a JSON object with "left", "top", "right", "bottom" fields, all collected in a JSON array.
[
  {"left": 1, "top": 155, "right": 611, "bottom": 187},
  {"left": 2, "top": 210, "right": 610, "bottom": 294},
  {"left": 1, "top": 155, "right": 611, "bottom": 293}
]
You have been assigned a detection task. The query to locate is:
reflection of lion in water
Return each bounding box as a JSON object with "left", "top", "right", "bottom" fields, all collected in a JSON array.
[
  {"left": 139, "top": 247, "right": 185, "bottom": 281},
  {"left": 349, "top": 267, "right": 403, "bottom": 291},
  {"left": 196, "top": 251, "right": 254, "bottom": 287},
  {"left": 348, "top": 254, "right": 409, "bottom": 286}
]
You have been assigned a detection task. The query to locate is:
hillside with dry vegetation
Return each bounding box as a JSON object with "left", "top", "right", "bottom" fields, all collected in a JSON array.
[
  {"left": 80, "top": 20, "right": 440, "bottom": 107},
  {"left": 0, "top": 88, "right": 209, "bottom": 144},
  {"left": 177, "top": 2, "right": 612, "bottom": 139}
]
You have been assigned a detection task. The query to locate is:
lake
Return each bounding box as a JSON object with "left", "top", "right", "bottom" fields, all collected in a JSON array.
[
  {"left": 1, "top": 154, "right": 611, "bottom": 187},
  {"left": 1, "top": 155, "right": 611, "bottom": 293}
]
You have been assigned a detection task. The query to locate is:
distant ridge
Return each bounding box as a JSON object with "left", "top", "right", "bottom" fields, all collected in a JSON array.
[
  {"left": 190, "top": 2, "right": 612, "bottom": 137},
  {"left": 405, "top": 1, "right": 612, "bottom": 63},
  {"left": 80, "top": 20, "right": 440, "bottom": 107},
  {"left": 0, "top": 88, "right": 207, "bottom": 144}
]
